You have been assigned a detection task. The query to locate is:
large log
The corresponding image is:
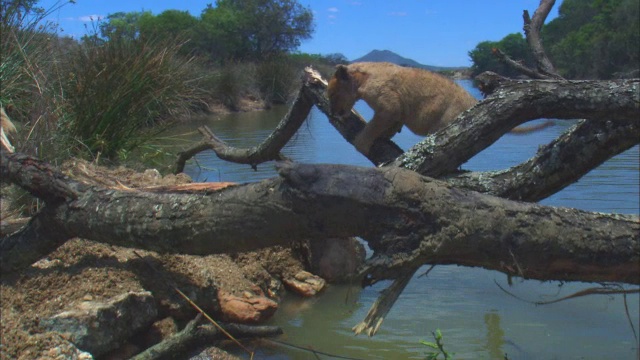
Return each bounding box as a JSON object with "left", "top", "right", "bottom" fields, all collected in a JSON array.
[{"left": 2, "top": 151, "right": 638, "bottom": 285}]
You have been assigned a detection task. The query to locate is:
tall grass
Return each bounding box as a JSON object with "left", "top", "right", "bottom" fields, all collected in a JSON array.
[
  {"left": 209, "top": 61, "right": 257, "bottom": 111},
  {"left": 61, "top": 35, "right": 208, "bottom": 160},
  {"left": 0, "top": 1, "right": 71, "bottom": 159}
]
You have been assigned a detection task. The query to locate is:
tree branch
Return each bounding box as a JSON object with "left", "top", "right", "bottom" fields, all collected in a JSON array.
[
  {"left": 522, "top": 0, "right": 563, "bottom": 79},
  {"left": 172, "top": 68, "right": 405, "bottom": 172},
  {"left": 395, "top": 75, "right": 640, "bottom": 178},
  {"left": 300, "top": 71, "right": 405, "bottom": 165},
  {"left": 2, "top": 153, "right": 638, "bottom": 285},
  {"left": 445, "top": 116, "right": 639, "bottom": 201},
  {"left": 492, "top": 48, "right": 557, "bottom": 80},
  {"left": 131, "top": 314, "right": 282, "bottom": 360},
  {"left": 174, "top": 86, "right": 313, "bottom": 173}
]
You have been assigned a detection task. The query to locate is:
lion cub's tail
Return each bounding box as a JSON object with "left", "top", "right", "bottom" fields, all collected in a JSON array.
[
  {"left": 1, "top": 107, "right": 17, "bottom": 153},
  {"left": 509, "top": 120, "right": 555, "bottom": 135}
]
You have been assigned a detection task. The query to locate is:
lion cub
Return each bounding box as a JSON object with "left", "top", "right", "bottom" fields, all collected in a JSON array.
[{"left": 327, "top": 62, "right": 478, "bottom": 155}]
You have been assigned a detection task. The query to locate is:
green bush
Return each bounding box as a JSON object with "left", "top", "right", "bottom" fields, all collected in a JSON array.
[
  {"left": 61, "top": 35, "right": 207, "bottom": 160},
  {"left": 255, "top": 56, "right": 300, "bottom": 104},
  {"left": 208, "top": 62, "right": 257, "bottom": 110}
]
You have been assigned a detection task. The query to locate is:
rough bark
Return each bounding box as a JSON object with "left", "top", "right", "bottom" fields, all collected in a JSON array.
[
  {"left": 174, "top": 88, "right": 313, "bottom": 173},
  {"left": 445, "top": 116, "right": 639, "bottom": 201},
  {"left": 2, "top": 151, "right": 638, "bottom": 285},
  {"left": 522, "top": 0, "right": 563, "bottom": 79},
  {"left": 395, "top": 76, "right": 639, "bottom": 178}
]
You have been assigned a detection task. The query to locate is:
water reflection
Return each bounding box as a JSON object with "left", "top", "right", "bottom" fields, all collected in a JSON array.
[
  {"left": 170, "top": 80, "right": 639, "bottom": 359},
  {"left": 484, "top": 312, "right": 505, "bottom": 359}
]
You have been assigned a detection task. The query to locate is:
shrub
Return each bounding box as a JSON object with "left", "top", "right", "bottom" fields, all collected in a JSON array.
[
  {"left": 61, "top": 35, "right": 207, "bottom": 160},
  {"left": 208, "top": 62, "right": 257, "bottom": 111}
]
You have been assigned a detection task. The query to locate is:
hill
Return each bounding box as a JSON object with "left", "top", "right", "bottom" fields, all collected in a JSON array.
[{"left": 351, "top": 49, "right": 467, "bottom": 72}]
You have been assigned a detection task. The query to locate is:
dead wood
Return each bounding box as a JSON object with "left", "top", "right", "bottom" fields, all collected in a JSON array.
[
  {"left": 394, "top": 75, "right": 639, "bottom": 178},
  {"left": 492, "top": 0, "right": 563, "bottom": 79},
  {"left": 174, "top": 88, "right": 313, "bottom": 174},
  {"left": 131, "top": 314, "right": 282, "bottom": 360},
  {"left": 522, "top": 0, "right": 563, "bottom": 79},
  {"left": 2, "top": 151, "right": 638, "bottom": 284}
]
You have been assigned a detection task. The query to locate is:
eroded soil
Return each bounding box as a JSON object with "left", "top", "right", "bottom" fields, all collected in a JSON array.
[{"left": 1, "top": 159, "right": 308, "bottom": 359}]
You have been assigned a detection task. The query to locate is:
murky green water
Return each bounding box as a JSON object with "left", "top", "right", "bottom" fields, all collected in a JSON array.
[{"left": 172, "top": 81, "right": 639, "bottom": 359}]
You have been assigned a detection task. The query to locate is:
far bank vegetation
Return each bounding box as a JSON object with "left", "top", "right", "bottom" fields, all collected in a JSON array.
[{"left": 0, "top": 0, "right": 345, "bottom": 167}]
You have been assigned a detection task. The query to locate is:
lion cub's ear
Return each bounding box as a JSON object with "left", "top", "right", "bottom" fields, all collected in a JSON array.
[{"left": 334, "top": 64, "right": 350, "bottom": 81}]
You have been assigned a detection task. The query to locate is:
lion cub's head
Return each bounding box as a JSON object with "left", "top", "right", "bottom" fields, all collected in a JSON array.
[{"left": 327, "top": 64, "right": 362, "bottom": 118}]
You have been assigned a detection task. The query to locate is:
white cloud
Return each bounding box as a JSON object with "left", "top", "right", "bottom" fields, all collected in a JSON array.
[
  {"left": 328, "top": 7, "right": 339, "bottom": 12},
  {"left": 78, "top": 15, "right": 104, "bottom": 22}
]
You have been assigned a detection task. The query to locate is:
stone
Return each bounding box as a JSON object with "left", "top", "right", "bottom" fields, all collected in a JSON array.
[
  {"left": 283, "top": 271, "right": 326, "bottom": 297},
  {"left": 41, "top": 291, "right": 157, "bottom": 357},
  {"left": 306, "top": 237, "right": 366, "bottom": 283},
  {"left": 217, "top": 290, "right": 278, "bottom": 323}
]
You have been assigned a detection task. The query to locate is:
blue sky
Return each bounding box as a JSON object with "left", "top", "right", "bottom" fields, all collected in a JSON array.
[{"left": 38, "top": 0, "right": 560, "bottom": 67}]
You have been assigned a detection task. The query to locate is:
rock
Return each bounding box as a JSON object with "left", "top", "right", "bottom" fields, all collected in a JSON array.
[
  {"left": 217, "top": 290, "right": 278, "bottom": 323},
  {"left": 283, "top": 271, "right": 326, "bottom": 297},
  {"left": 189, "top": 346, "right": 242, "bottom": 360},
  {"left": 307, "top": 237, "right": 366, "bottom": 283},
  {"left": 40, "top": 291, "right": 157, "bottom": 357},
  {"left": 20, "top": 333, "right": 94, "bottom": 360},
  {"left": 44, "top": 344, "right": 94, "bottom": 360}
]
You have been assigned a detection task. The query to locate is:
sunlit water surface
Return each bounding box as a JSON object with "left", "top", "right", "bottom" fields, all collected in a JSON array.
[{"left": 171, "top": 81, "right": 639, "bottom": 360}]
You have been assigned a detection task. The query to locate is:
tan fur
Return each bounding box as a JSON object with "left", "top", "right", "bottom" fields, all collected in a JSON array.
[
  {"left": 1, "top": 107, "right": 17, "bottom": 153},
  {"left": 328, "top": 62, "right": 478, "bottom": 155}
]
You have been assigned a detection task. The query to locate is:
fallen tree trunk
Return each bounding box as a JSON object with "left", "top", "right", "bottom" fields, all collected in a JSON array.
[{"left": 2, "top": 151, "right": 638, "bottom": 285}]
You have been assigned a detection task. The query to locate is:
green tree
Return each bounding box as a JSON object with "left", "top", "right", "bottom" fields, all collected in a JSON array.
[
  {"left": 137, "top": 10, "right": 199, "bottom": 54},
  {"left": 138, "top": 10, "right": 198, "bottom": 40},
  {"left": 468, "top": 33, "right": 532, "bottom": 77},
  {"left": 544, "top": 0, "right": 639, "bottom": 78},
  {"left": 470, "top": 0, "right": 639, "bottom": 79},
  {"left": 99, "top": 11, "right": 147, "bottom": 41},
  {"left": 196, "top": 0, "right": 314, "bottom": 61}
]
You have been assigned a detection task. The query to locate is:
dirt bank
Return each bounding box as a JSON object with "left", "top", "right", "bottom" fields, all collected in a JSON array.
[{"left": 0, "top": 159, "right": 363, "bottom": 359}]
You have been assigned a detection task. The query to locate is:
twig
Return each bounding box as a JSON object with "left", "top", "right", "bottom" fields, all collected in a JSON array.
[
  {"left": 131, "top": 315, "right": 283, "bottom": 360},
  {"left": 623, "top": 293, "right": 639, "bottom": 355},
  {"left": 352, "top": 266, "right": 419, "bottom": 336},
  {"left": 418, "top": 264, "right": 436, "bottom": 278},
  {"left": 494, "top": 280, "right": 640, "bottom": 306},
  {"left": 267, "top": 339, "right": 367, "bottom": 360}
]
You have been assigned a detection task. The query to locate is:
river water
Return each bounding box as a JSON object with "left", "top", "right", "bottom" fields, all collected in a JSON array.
[{"left": 172, "top": 81, "right": 639, "bottom": 359}]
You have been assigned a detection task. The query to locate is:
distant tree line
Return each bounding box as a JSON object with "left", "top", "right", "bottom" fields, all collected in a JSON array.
[
  {"left": 96, "top": 0, "right": 315, "bottom": 62},
  {"left": 469, "top": 0, "right": 639, "bottom": 79}
]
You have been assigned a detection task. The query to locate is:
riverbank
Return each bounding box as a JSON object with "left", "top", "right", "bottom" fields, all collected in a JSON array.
[{"left": 0, "top": 159, "right": 364, "bottom": 359}]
